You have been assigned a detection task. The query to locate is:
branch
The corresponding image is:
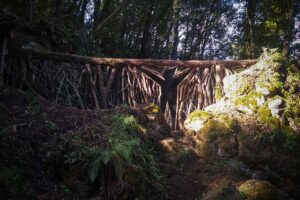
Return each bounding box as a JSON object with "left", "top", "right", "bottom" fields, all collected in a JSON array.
[
  {"left": 11, "top": 47, "right": 258, "bottom": 69},
  {"left": 96, "top": 0, "right": 132, "bottom": 31}
]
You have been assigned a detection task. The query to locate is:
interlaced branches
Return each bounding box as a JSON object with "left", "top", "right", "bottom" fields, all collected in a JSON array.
[
  {"left": 3, "top": 49, "right": 256, "bottom": 129},
  {"left": 121, "top": 66, "right": 162, "bottom": 107},
  {"left": 173, "top": 65, "right": 234, "bottom": 129}
]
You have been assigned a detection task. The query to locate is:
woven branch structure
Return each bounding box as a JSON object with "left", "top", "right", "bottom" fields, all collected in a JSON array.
[{"left": 2, "top": 47, "right": 257, "bottom": 129}]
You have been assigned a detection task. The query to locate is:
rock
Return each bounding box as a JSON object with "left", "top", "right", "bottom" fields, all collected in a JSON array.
[
  {"left": 202, "top": 177, "right": 242, "bottom": 200},
  {"left": 184, "top": 111, "right": 238, "bottom": 159},
  {"left": 267, "top": 97, "right": 283, "bottom": 118},
  {"left": 251, "top": 170, "right": 268, "bottom": 181},
  {"left": 184, "top": 110, "right": 212, "bottom": 130},
  {"left": 255, "top": 84, "right": 270, "bottom": 96},
  {"left": 227, "top": 159, "right": 252, "bottom": 177},
  {"left": 183, "top": 49, "right": 300, "bottom": 198},
  {"left": 184, "top": 118, "right": 206, "bottom": 132},
  {"left": 255, "top": 95, "right": 265, "bottom": 106},
  {"left": 238, "top": 179, "right": 280, "bottom": 200}
]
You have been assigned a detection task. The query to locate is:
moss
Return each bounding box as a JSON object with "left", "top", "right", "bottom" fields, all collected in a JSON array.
[
  {"left": 238, "top": 179, "right": 280, "bottom": 200},
  {"left": 185, "top": 112, "right": 237, "bottom": 137},
  {"left": 214, "top": 84, "right": 223, "bottom": 102},
  {"left": 111, "top": 115, "right": 145, "bottom": 137},
  {"left": 143, "top": 103, "right": 160, "bottom": 114},
  {"left": 236, "top": 79, "right": 252, "bottom": 95},
  {"left": 187, "top": 110, "right": 212, "bottom": 121},
  {"left": 256, "top": 80, "right": 282, "bottom": 96},
  {"left": 234, "top": 91, "right": 260, "bottom": 111},
  {"left": 184, "top": 111, "right": 213, "bottom": 134},
  {"left": 256, "top": 106, "right": 280, "bottom": 129}
]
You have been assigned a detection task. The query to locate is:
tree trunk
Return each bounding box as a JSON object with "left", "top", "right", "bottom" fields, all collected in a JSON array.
[
  {"left": 282, "top": 0, "right": 295, "bottom": 57},
  {"left": 139, "top": 2, "right": 154, "bottom": 58},
  {"left": 93, "top": 0, "right": 102, "bottom": 28},
  {"left": 246, "top": 0, "right": 256, "bottom": 58},
  {"left": 171, "top": 0, "right": 180, "bottom": 59},
  {"left": 80, "top": 0, "right": 88, "bottom": 25}
]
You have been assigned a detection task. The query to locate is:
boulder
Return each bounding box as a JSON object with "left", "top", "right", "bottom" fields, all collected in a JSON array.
[
  {"left": 238, "top": 179, "right": 280, "bottom": 200},
  {"left": 183, "top": 49, "right": 300, "bottom": 198}
]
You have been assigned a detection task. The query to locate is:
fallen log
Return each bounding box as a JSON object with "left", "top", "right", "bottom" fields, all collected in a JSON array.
[{"left": 11, "top": 47, "right": 257, "bottom": 69}]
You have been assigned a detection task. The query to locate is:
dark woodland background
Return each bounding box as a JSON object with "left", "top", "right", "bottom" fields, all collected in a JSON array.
[{"left": 1, "top": 0, "right": 299, "bottom": 59}]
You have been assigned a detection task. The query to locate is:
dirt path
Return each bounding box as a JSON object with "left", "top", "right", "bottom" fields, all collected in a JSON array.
[{"left": 160, "top": 131, "right": 231, "bottom": 200}]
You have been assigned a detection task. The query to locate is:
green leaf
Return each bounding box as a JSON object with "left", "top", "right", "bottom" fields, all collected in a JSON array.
[
  {"left": 88, "top": 153, "right": 104, "bottom": 182},
  {"left": 102, "top": 151, "right": 112, "bottom": 164},
  {"left": 111, "top": 151, "right": 124, "bottom": 180},
  {"left": 113, "top": 139, "right": 140, "bottom": 162}
]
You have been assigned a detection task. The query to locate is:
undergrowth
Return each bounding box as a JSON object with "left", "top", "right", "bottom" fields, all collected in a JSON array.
[{"left": 53, "top": 114, "right": 167, "bottom": 200}]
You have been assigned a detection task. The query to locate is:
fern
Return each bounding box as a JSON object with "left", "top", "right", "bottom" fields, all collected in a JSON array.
[
  {"left": 87, "top": 114, "right": 167, "bottom": 199},
  {"left": 88, "top": 138, "right": 140, "bottom": 182},
  {"left": 88, "top": 152, "right": 107, "bottom": 182}
]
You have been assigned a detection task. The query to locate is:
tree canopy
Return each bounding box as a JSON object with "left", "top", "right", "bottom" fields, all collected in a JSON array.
[{"left": 1, "top": 0, "right": 299, "bottom": 59}]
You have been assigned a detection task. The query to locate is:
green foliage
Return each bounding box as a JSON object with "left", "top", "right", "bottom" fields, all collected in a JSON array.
[
  {"left": 175, "top": 147, "right": 197, "bottom": 166},
  {"left": 111, "top": 115, "right": 144, "bottom": 136},
  {"left": 88, "top": 137, "right": 140, "bottom": 182},
  {"left": 47, "top": 113, "right": 166, "bottom": 199},
  {"left": 47, "top": 113, "right": 167, "bottom": 199}
]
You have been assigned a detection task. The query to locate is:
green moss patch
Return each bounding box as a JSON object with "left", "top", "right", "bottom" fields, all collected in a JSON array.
[{"left": 238, "top": 179, "right": 280, "bottom": 200}]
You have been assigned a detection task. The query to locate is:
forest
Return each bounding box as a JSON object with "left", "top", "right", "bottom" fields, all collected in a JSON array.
[{"left": 0, "top": 0, "right": 300, "bottom": 200}]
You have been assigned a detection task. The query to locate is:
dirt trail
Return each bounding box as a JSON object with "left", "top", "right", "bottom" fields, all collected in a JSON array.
[{"left": 159, "top": 131, "right": 229, "bottom": 200}]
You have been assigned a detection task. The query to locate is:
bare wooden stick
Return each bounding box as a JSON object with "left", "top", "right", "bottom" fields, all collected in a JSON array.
[{"left": 86, "top": 64, "right": 99, "bottom": 110}]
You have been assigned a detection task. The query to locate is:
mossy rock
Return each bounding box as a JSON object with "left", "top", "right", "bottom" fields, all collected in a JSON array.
[
  {"left": 184, "top": 111, "right": 238, "bottom": 137},
  {"left": 202, "top": 177, "right": 242, "bottom": 200},
  {"left": 184, "top": 110, "right": 213, "bottom": 133},
  {"left": 184, "top": 112, "right": 239, "bottom": 158},
  {"left": 238, "top": 179, "right": 280, "bottom": 200},
  {"left": 187, "top": 110, "right": 213, "bottom": 121},
  {"left": 256, "top": 106, "right": 281, "bottom": 129}
]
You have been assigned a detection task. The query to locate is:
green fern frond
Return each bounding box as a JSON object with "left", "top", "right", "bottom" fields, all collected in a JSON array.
[
  {"left": 113, "top": 138, "right": 140, "bottom": 162},
  {"left": 88, "top": 153, "right": 104, "bottom": 182},
  {"left": 111, "top": 151, "right": 125, "bottom": 180}
]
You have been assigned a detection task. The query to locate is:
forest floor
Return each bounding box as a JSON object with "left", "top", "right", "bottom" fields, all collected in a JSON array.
[
  {"left": 0, "top": 87, "right": 113, "bottom": 199},
  {"left": 0, "top": 87, "right": 246, "bottom": 199}
]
